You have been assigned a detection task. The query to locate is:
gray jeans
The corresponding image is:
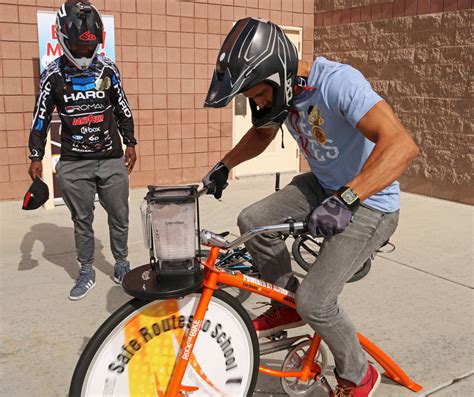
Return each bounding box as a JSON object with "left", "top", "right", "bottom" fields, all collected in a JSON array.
[
  {"left": 56, "top": 158, "right": 130, "bottom": 266},
  {"left": 237, "top": 173, "right": 399, "bottom": 384}
]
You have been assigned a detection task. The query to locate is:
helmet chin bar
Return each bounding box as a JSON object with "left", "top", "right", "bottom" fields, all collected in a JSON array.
[
  {"left": 249, "top": 80, "right": 290, "bottom": 128},
  {"left": 62, "top": 41, "right": 100, "bottom": 70}
]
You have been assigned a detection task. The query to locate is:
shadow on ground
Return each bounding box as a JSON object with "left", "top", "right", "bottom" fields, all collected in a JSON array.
[{"left": 18, "top": 223, "right": 114, "bottom": 280}]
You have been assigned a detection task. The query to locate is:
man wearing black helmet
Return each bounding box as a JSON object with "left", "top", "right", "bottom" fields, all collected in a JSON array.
[
  {"left": 203, "top": 18, "right": 418, "bottom": 396},
  {"left": 28, "top": 1, "right": 137, "bottom": 300}
]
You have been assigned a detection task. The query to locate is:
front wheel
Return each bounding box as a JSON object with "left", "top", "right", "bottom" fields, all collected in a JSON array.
[{"left": 70, "top": 290, "right": 259, "bottom": 396}]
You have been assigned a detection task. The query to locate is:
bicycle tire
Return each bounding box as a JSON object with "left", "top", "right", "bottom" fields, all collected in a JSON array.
[
  {"left": 292, "top": 235, "right": 372, "bottom": 283},
  {"left": 69, "top": 290, "right": 259, "bottom": 396},
  {"left": 291, "top": 234, "right": 324, "bottom": 272},
  {"left": 347, "top": 258, "right": 372, "bottom": 283}
]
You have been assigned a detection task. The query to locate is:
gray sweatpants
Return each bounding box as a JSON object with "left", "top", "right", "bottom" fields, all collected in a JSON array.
[
  {"left": 56, "top": 158, "right": 130, "bottom": 266},
  {"left": 237, "top": 173, "right": 399, "bottom": 384}
]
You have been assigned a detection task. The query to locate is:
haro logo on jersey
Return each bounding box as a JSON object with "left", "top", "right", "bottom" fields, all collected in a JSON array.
[
  {"left": 63, "top": 90, "right": 105, "bottom": 103},
  {"left": 72, "top": 114, "right": 104, "bottom": 126},
  {"left": 79, "top": 31, "right": 97, "bottom": 41},
  {"left": 65, "top": 103, "right": 105, "bottom": 113},
  {"left": 35, "top": 81, "right": 52, "bottom": 130},
  {"left": 113, "top": 81, "right": 132, "bottom": 118}
]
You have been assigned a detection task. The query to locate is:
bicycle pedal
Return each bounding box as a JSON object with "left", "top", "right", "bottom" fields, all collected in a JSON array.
[
  {"left": 268, "top": 330, "right": 288, "bottom": 340},
  {"left": 260, "top": 334, "right": 309, "bottom": 356}
]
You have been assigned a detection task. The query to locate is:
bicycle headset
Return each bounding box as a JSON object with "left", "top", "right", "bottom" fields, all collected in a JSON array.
[{"left": 204, "top": 17, "right": 299, "bottom": 129}]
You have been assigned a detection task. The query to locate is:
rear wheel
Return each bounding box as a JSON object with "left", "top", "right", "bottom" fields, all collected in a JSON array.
[
  {"left": 69, "top": 290, "right": 259, "bottom": 396},
  {"left": 291, "top": 234, "right": 324, "bottom": 272},
  {"left": 292, "top": 234, "right": 372, "bottom": 283},
  {"left": 198, "top": 248, "right": 257, "bottom": 303}
]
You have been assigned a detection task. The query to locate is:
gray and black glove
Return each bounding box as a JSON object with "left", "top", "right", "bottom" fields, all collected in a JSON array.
[
  {"left": 202, "top": 161, "right": 229, "bottom": 199},
  {"left": 308, "top": 196, "right": 352, "bottom": 237}
]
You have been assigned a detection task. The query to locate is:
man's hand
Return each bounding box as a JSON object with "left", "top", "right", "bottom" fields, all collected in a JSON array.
[
  {"left": 308, "top": 197, "right": 353, "bottom": 237},
  {"left": 202, "top": 161, "right": 229, "bottom": 199},
  {"left": 28, "top": 161, "right": 43, "bottom": 180},
  {"left": 125, "top": 146, "right": 137, "bottom": 174}
]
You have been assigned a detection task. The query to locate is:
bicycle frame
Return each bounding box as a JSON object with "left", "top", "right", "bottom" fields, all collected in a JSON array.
[{"left": 164, "top": 245, "right": 422, "bottom": 396}]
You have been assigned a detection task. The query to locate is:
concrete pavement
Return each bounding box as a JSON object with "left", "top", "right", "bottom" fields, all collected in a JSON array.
[{"left": 0, "top": 173, "right": 473, "bottom": 396}]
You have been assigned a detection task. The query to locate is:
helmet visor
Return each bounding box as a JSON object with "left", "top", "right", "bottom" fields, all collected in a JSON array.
[{"left": 68, "top": 42, "right": 97, "bottom": 58}]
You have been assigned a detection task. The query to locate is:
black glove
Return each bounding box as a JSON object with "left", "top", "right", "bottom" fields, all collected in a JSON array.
[
  {"left": 202, "top": 161, "right": 229, "bottom": 199},
  {"left": 308, "top": 196, "right": 353, "bottom": 237}
]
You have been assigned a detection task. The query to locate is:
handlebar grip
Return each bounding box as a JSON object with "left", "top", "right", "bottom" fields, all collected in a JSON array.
[
  {"left": 275, "top": 172, "right": 280, "bottom": 192},
  {"left": 204, "top": 180, "right": 216, "bottom": 193},
  {"left": 301, "top": 220, "right": 308, "bottom": 232}
]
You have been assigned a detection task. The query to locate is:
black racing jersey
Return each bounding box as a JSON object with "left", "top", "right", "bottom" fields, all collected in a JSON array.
[{"left": 29, "top": 55, "right": 136, "bottom": 161}]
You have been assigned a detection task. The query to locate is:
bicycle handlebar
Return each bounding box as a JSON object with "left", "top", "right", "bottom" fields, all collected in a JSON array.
[
  {"left": 200, "top": 221, "right": 308, "bottom": 250},
  {"left": 198, "top": 181, "right": 214, "bottom": 197}
]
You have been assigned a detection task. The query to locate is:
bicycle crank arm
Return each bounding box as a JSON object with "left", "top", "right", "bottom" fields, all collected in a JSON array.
[{"left": 260, "top": 335, "right": 311, "bottom": 356}]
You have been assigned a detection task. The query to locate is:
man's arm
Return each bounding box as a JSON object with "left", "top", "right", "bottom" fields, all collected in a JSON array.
[
  {"left": 222, "top": 125, "right": 279, "bottom": 169},
  {"left": 28, "top": 73, "right": 56, "bottom": 180},
  {"left": 108, "top": 65, "right": 137, "bottom": 173},
  {"left": 203, "top": 125, "right": 278, "bottom": 198},
  {"left": 346, "top": 100, "right": 419, "bottom": 200}
]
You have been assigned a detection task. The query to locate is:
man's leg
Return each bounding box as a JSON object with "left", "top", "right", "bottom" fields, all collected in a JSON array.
[
  {"left": 56, "top": 160, "right": 97, "bottom": 299},
  {"left": 237, "top": 173, "right": 328, "bottom": 336},
  {"left": 296, "top": 205, "right": 399, "bottom": 385},
  {"left": 96, "top": 158, "right": 130, "bottom": 283}
]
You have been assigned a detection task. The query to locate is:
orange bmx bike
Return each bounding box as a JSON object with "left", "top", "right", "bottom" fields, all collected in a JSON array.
[{"left": 69, "top": 184, "right": 422, "bottom": 396}]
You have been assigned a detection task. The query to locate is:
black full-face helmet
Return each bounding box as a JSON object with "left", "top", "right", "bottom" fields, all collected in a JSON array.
[
  {"left": 205, "top": 18, "right": 299, "bottom": 129},
  {"left": 55, "top": 1, "right": 104, "bottom": 70}
]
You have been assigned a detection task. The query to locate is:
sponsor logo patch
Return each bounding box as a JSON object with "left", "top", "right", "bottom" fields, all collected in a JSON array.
[
  {"left": 72, "top": 114, "right": 104, "bottom": 125},
  {"left": 79, "top": 31, "right": 97, "bottom": 41},
  {"left": 81, "top": 126, "right": 101, "bottom": 134},
  {"left": 63, "top": 90, "right": 105, "bottom": 103},
  {"left": 65, "top": 103, "right": 105, "bottom": 113}
]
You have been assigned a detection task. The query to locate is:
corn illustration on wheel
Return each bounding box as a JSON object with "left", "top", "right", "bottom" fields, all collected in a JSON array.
[{"left": 124, "top": 300, "right": 224, "bottom": 396}]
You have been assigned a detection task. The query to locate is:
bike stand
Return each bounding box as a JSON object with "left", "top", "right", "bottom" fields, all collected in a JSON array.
[
  {"left": 259, "top": 331, "right": 422, "bottom": 393},
  {"left": 358, "top": 333, "right": 423, "bottom": 392}
]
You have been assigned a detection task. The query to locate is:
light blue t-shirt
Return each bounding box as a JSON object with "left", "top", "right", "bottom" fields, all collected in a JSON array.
[{"left": 284, "top": 57, "right": 400, "bottom": 212}]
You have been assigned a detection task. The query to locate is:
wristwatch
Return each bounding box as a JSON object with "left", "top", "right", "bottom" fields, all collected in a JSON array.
[{"left": 335, "top": 186, "right": 360, "bottom": 211}]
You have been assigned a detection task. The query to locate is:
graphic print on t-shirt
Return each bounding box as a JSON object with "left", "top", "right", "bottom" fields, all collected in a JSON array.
[{"left": 287, "top": 108, "right": 339, "bottom": 162}]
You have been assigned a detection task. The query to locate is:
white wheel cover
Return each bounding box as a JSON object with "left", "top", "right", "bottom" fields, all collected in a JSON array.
[{"left": 82, "top": 294, "right": 254, "bottom": 396}]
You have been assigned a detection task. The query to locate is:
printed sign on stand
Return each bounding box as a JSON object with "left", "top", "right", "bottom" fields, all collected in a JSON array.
[{"left": 36, "top": 11, "right": 115, "bottom": 207}]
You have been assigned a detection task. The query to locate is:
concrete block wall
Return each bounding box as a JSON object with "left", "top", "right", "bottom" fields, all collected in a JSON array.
[
  {"left": 314, "top": 0, "right": 473, "bottom": 204},
  {"left": 0, "top": 0, "right": 315, "bottom": 200}
]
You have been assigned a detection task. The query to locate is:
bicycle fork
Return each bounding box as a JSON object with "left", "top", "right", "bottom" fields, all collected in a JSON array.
[{"left": 165, "top": 250, "right": 221, "bottom": 397}]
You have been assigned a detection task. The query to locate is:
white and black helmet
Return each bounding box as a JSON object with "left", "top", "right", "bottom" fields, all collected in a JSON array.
[
  {"left": 205, "top": 18, "right": 299, "bottom": 129},
  {"left": 55, "top": 1, "right": 104, "bottom": 70}
]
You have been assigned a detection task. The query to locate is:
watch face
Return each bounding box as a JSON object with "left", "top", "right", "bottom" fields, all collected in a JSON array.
[{"left": 341, "top": 189, "right": 358, "bottom": 205}]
